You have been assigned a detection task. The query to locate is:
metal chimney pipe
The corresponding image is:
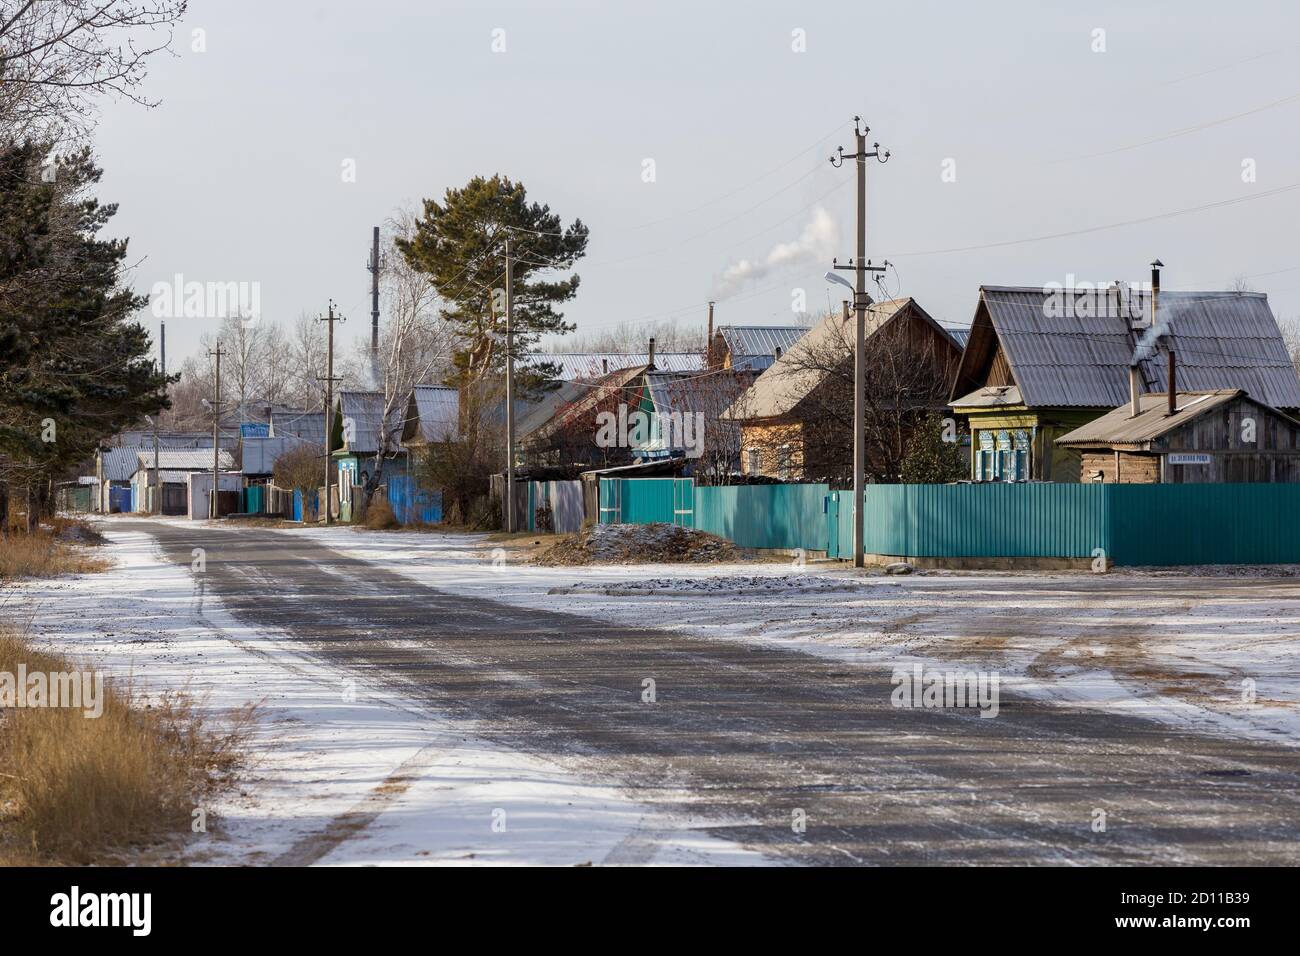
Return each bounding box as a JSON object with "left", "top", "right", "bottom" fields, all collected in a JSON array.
[
  {"left": 1130, "top": 364, "right": 1141, "bottom": 418},
  {"left": 706, "top": 301, "right": 715, "bottom": 367},
  {"left": 1167, "top": 349, "right": 1177, "bottom": 417},
  {"left": 648, "top": 336, "right": 656, "bottom": 369}
]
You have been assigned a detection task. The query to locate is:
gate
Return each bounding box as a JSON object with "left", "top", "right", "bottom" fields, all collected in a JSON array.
[
  {"left": 598, "top": 477, "right": 622, "bottom": 523},
  {"left": 672, "top": 478, "right": 694, "bottom": 527}
]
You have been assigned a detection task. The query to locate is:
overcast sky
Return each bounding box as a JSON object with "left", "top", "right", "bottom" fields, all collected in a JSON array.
[{"left": 94, "top": 0, "right": 1300, "bottom": 366}]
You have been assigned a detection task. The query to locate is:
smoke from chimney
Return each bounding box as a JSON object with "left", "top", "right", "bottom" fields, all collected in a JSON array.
[{"left": 712, "top": 205, "right": 839, "bottom": 300}]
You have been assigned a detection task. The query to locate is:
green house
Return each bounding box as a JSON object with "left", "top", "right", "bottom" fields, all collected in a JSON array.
[{"left": 948, "top": 285, "right": 1300, "bottom": 482}]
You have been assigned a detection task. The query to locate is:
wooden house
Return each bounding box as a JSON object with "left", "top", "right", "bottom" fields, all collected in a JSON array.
[
  {"left": 948, "top": 285, "right": 1300, "bottom": 482},
  {"left": 721, "top": 298, "right": 964, "bottom": 481},
  {"left": 1056, "top": 389, "right": 1300, "bottom": 483}
]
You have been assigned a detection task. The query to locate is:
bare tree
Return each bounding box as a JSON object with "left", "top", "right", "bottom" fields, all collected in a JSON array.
[
  {"left": 348, "top": 210, "right": 456, "bottom": 497},
  {"left": 553, "top": 317, "right": 705, "bottom": 354},
  {"left": 662, "top": 371, "right": 752, "bottom": 483},
  {"left": 0, "top": 0, "right": 187, "bottom": 138},
  {"left": 730, "top": 306, "right": 960, "bottom": 483}
]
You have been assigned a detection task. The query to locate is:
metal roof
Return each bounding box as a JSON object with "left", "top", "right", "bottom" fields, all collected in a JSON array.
[
  {"left": 717, "top": 325, "right": 808, "bottom": 358},
  {"left": 269, "top": 410, "right": 326, "bottom": 445},
  {"left": 522, "top": 352, "right": 704, "bottom": 380},
  {"left": 1054, "top": 389, "right": 1294, "bottom": 446},
  {"left": 239, "top": 435, "right": 312, "bottom": 475},
  {"left": 99, "top": 445, "right": 152, "bottom": 481},
  {"left": 336, "top": 391, "right": 403, "bottom": 455},
  {"left": 408, "top": 385, "right": 459, "bottom": 443},
  {"left": 942, "top": 326, "right": 971, "bottom": 349},
  {"left": 516, "top": 381, "right": 587, "bottom": 441},
  {"left": 962, "top": 287, "right": 1300, "bottom": 410},
  {"left": 113, "top": 430, "right": 214, "bottom": 449},
  {"left": 135, "top": 448, "right": 234, "bottom": 472}
]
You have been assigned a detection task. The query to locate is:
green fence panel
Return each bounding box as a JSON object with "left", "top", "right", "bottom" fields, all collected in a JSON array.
[
  {"left": 1106, "top": 483, "right": 1300, "bottom": 566},
  {"left": 836, "top": 483, "right": 1109, "bottom": 560},
  {"left": 696, "top": 483, "right": 831, "bottom": 551},
  {"left": 600, "top": 477, "right": 678, "bottom": 525}
]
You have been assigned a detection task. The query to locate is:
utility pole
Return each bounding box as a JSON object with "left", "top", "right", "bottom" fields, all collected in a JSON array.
[
  {"left": 153, "top": 320, "right": 165, "bottom": 514},
  {"left": 318, "top": 300, "right": 345, "bottom": 525},
  {"left": 504, "top": 238, "right": 516, "bottom": 534},
  {"left": 830, "top": 116, "right": 890, "bottom": 569},
  {"left": 367, "top": 226, "right": 382, "bottom": 388},
  {"left": 207, "top": 341, "right": 225, "bottom": 519}
]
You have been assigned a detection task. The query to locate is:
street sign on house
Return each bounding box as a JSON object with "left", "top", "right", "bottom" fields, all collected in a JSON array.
[{"left": 1167, "top": 453, "right": 1212, "bottom": 465}]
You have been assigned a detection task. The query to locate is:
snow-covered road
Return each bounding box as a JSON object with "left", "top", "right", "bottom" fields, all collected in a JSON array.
[{"left": 4, "top": 516, "right": 1298, "bottom": 865}]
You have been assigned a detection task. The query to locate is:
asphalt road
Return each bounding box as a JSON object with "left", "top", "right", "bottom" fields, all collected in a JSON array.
[{"left": 125, "top": 520, "right": 1300, "bottom": 865}]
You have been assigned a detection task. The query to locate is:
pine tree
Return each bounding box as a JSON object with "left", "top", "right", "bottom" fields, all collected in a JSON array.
[
  {"left": 0, "top": 141, "right": 169, "bottom": 527},
  {"left": 396, "top": 174, "right": 588, "bottom": 389}
]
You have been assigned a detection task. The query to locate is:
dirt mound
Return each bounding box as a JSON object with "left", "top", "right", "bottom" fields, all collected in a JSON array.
[{"left": 536, "top": 523, "right": 738, "bottom": 566}]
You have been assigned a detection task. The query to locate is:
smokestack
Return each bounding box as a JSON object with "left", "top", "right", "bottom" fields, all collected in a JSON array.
[
  {"left": 1167, "top": 348, "right": 1177, "bottom": 417},
  {"left": 1130, "top": 364, "right": 1141, "bottom": 418},
  {"left": 648, "top": 336, "right": 656, "bottom": 369},
  {"left": 706, "top": 301, "right": 715, "bottom": 368}
]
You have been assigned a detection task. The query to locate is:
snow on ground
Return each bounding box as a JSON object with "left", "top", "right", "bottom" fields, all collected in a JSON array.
[
  {"left": 271, "top": 522, "right": 1300, "bottom": 747},
  {"left": 0, "top": 525, "right": 768, "bottom": 866}
]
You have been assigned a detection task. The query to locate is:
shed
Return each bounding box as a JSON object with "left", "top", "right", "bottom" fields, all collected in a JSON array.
[{"left": 1056, "top": 389, "right": 1300, "bottom": 483}]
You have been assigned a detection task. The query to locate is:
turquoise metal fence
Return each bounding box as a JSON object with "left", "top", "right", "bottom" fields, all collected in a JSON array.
[
  {"left": 833, "top": 483, "right": 1108, "bottom": 560},
  {"left": 695, "top": 483, "right": 830, "bottom": 551},
  {"left": 1106, "top": 483, "right": 1300, "bottom": 566},
  {"left": 602, "top": 478, "right": 1300, "bottom": 567},
  {"left": 598, "top": 478, "right": 678, "bottom": 525}
]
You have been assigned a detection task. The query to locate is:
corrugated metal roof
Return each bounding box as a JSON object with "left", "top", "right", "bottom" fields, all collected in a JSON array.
[
  {"left": 523, "top": 352, "right": 704, "bottom": 380},
  {"left": 409, "top": 385, "right": 459, "bottom": 442},
  {"left": 114, "top": 430, "right": 214, "bottom": 448},
  {"left": 336, "top": 391, "right": 403, "bottom": 455},
  {"left": 718, "top": 325, "right": 808, "bottom": 359},
  {"left": 135, "top": 448, "right": 234, "bottom": 472},
  {"left": 239, "top": 435, "right": 312, "bottom": 474},
  {"left": 517, "top": 381, "right": 587, "bottom": 440},
  {"left": 269, "top": 410, "right": 325, "bottom": 445},
  {"left": 942, "top": 326, "right": 971, "bottom": 349},
  {"left": 1056, "top": 389, "right": 1263, "bottom": 445},
  {"left": 978, "top": 287, "right": 1300, "bottom": 409},
  {"left": 99, "top": 445, "right": 151, "bottom": 481}
]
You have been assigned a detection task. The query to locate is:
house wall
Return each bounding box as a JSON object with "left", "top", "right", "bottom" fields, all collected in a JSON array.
[
  {"left": 1075, "top": 396, "right": 1300, "bottom": 483},
  {"left": 739, "top": 422, "right": 805, "bottom": 478},
  {"left": 966, "top": 410, "right": 1101, "bottom": 482},
  {"left": 1080, "top": 451, "right": 1159, "bottom": 483}
]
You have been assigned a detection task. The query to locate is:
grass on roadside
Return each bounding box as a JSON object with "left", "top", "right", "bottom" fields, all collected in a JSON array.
[
  {"left": 0, "top": 517, "right": 111, "bottom": 582},
  {"left": 0, "top": 626, "right": 254, "bottom": 865}
]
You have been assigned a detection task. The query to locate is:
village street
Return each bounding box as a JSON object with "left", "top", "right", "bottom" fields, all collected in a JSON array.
[{"left": 9, "top": 518, "right": 1298, "bottom": 866}]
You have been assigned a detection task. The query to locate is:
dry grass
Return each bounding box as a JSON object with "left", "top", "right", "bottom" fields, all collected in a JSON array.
[
  {"left": 363, "top": 495, "right": 400, "bottom": 530},
  {"left": 0, "top": 627, "right": 254, "bottom": 865},
  {"left": 0, "top": 518, "right": 110, "bottom": 582}
]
